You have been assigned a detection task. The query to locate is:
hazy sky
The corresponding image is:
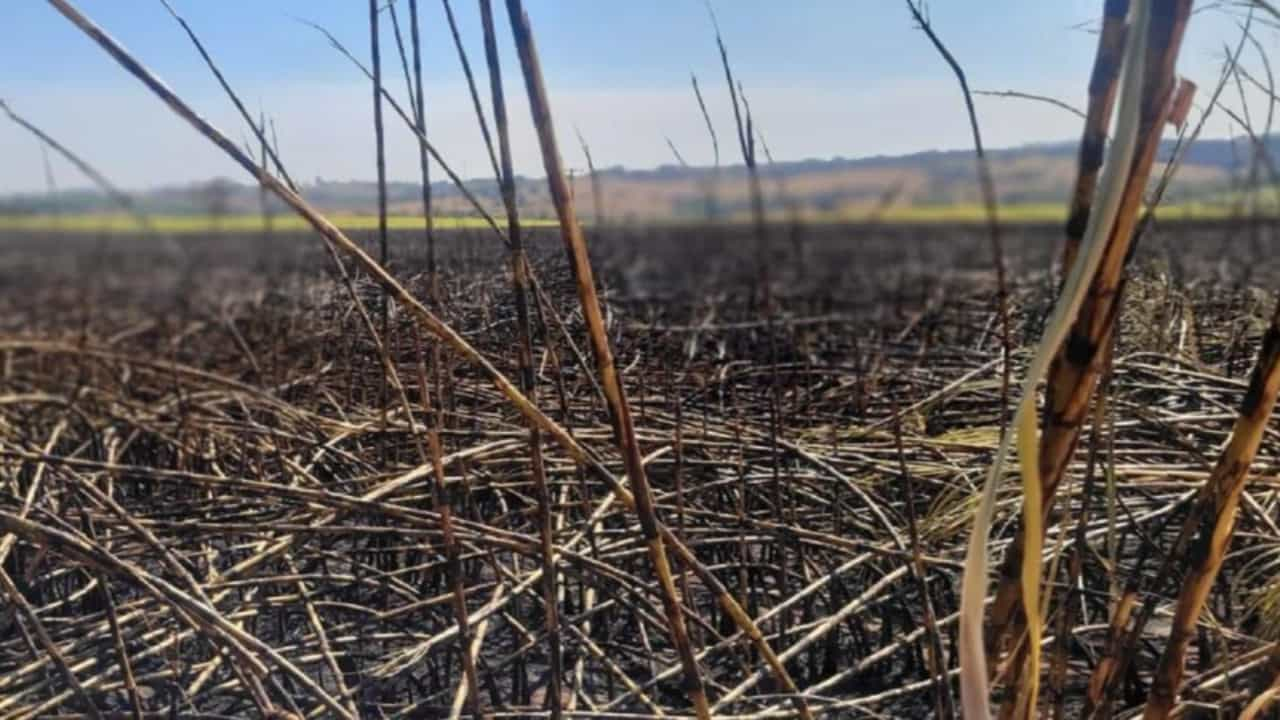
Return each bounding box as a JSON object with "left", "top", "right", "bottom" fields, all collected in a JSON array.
[{"left": 0, "top": 1, "right": 1272, "bottom": 194}]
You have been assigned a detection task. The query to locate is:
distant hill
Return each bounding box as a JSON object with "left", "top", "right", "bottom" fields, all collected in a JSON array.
[{"left": 3, "top": 135, "right": 1276, "bottom": 223}]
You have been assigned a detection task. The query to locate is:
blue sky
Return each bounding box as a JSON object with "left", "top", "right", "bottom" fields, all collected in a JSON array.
[{"left": 0, "top": 1, "right": 1271, "bottom": 193}]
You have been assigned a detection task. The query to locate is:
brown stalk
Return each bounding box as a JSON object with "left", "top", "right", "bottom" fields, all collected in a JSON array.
[
  {"left": 437, "top": 0, "right": 607, "bottom": 411},
  {"left": 478, "top": 0, "right": 563, "bottom": 713},
  {"left": 987, "top": 0, "right": 1193, "bottom": 694},
  {"left": 1086, "top": 588, "right": 1139, "bottom": 712},
  {"left": 410, "top": 0, "right": 440, "bottom": 304},
  {"left": 500, "top": 1, "right": 710, "bottom": 716},
  {"left": 1142, "top": 297, "right": 1280, "bottom": 718},
  {"left": 48, "top": 3, "right": 808, "bottom": 713},
  {"left": 1049, "top": 345, "right": 1112, "bottom": 720},
  {"left": 369, "top": 0, "right": 393, "bottom": 467},
  {"left": 428, "top": 429, "right": 484, "bottom": 718},
  {"left": 1063, "top": 0, "right": 1133, "bottom": 273}
]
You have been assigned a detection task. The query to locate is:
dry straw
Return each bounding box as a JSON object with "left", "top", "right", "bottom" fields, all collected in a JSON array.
[{"left": 11, "top": 0, "right": 1280, "bottom": 717}]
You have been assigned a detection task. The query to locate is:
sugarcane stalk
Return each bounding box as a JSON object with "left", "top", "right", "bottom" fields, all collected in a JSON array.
[
  {"left": 986, "top": 6, "right": 1191, "bottom": 712},
  {"left": 501, "top": 2, "right": 710, "bottom": 716},
  {"left": 45, "top": 3, "right": 811, "bottom": 713},
  {"left": 1143, "top": 299, "right": 1280, "bottom": 719},
  {"left": 478, "top": 0, "right": 563, "bottom": 713},
  {"left": 1062, "top": 0, "right": 1132, "bottom": 274}
]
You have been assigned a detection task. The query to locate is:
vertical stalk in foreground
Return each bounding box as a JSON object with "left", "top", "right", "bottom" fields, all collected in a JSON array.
[
  {"left": 369, "top": 0, "right": 389, "bottom": 273},
  {"left": 1143, "top": 299, "right": 1280, "bottom": 718},
  {"left": 947, "top": 0, "right": 1177, "bottom": 716},
  {"left": 409, "top": 0, "right": 438, "bottom": 304},
  {"left": 988, "top": 0, "right": 1129, "bottom": 655},
  {"left": 479, "top": 0, "right": 563, "bottom": 714},
  {"left": 989, "top": 5, "right": 1191, "bottom": 713},
  {"left": 1063, "top": 0, "right": 1132, "bottom": 272},
  {"left": 501, "top": 1, "right": 710, "bottom": 717},
  {"left": 369, "top": 0, "right": 392, "bottom": 465}
]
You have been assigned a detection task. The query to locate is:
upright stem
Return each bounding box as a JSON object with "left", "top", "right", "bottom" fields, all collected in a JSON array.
[
  {"left": 479, "top": 0, "right": 562, "bottom": 714},
  {"left": 1063, "top": 0, "right": 1132, "bottom": 273},
  {"left": 369, "top": 0, "right": 390, "bottom": 277},
  {"left": 408, "top": 0, "right": 438, "bottom": 304},
  {"left": 370, "top": 0, "right": 391, "bottom": 462},
  {"left": 502, "top": 1, "right": 709, "bottom": 717}
]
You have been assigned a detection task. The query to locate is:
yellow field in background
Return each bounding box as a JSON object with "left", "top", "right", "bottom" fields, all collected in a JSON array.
[{"left": 0, "top": 201, "right": 1262, "bottom": 234}]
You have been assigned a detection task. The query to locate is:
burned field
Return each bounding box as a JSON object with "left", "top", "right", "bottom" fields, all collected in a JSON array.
[{"left": 1, "top": 220, "right": 1279, "bottom": 718}]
